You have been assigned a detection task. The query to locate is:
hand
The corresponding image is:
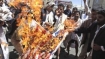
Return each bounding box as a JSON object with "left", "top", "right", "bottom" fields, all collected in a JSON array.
[
  {"left": 93, "top": 44, "right": 101, "bottom": 51},
  {"left": 45, "top": 22, "right": 52, "bottom": 27},
  {"left": 83, "top": 0, "right": 86, "bottom": 3},
  {"left": 4, "top": 43, "right": 8, "bottom": 50},
  {"left": 66, "top": 27, "right": 75, "bottom": 32}
]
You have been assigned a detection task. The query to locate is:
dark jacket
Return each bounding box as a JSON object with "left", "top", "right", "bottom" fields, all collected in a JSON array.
[
  {"left": 92, "top": 25, "right": 105, "bottom": 59},
  {"left": 75, "top": 22, "right": 97, "bottom": 52},
  {"left": 75, "top": 22, "right": 105, "bottom": 59},
  {"left": 79, "top": 19, "right": 93, "bottom": 46},
  {"left": 64, "top": 9, "right": 71, "bottom": 17}
]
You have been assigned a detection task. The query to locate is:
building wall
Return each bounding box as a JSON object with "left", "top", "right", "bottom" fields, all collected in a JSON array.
[
  {"left": 88, "top": 0, "right": 94, "bottom": 9},
  {"left": 88, "top": 0, "right": 105, "bottom": 10},
  {"left": 102, "top": 0, "right": 105, "bottom": 9},
  {"left": 93, "top": 0, "right": 103, "bottom": 9}
]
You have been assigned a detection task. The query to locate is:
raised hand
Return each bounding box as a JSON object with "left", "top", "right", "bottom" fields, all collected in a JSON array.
[{"left": 83, "top": 0, "right": 86, "bottom": 3}]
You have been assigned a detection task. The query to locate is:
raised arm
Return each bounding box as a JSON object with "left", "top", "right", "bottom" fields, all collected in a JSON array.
[{"left": 83, "top": 0, "right": 91, "bottom": 18}]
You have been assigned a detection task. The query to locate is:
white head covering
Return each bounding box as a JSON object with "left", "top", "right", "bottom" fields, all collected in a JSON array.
[{"left": 45, "top": 2, "right": 55, "bottom": 8}]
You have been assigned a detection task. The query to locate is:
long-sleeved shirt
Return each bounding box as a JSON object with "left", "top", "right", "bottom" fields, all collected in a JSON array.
[
  {"left": 53, "top": 13, "right": 67, "bottom": 32},
  {"left": 43, "top": 11, "right": 54, "bottom": 26},
  {"left": 0, "top": 3, "right": 12, "bottom": 21},
  {"left": 52, "top": 13, "right": 67, "bottom": 36}
]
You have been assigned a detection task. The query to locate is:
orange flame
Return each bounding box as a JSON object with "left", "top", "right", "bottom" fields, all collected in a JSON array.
[
  {"left": 9, "top": 0, "right": 69, "bottom": 59},
  {"left": 64, "top": 18, "right": 77, "bottom": 32}
]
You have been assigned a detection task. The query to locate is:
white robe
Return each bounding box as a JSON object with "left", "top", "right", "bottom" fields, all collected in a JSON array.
[
  {"left": 0, "top": 26, "right": 9, "bottom": 59},
  {"left": 53, "top": 13, "right": 67, "bottom": 34},
  {"left": 0, "top": 3, "right": 12, "bottom": 59},
  {"left": 43, "top": 11, "right": 54, "bottom": 26}
]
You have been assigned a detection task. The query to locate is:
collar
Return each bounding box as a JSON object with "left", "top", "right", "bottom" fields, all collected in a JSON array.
[
  {"left": 100, "top": 24, "right": 105, "bottom": 29},
  {"left": 97, "top": 23, "right": 105, "bottom": 29}
]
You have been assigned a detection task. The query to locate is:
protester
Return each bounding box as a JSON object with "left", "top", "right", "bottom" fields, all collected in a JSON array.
[
  {"left": 63, "top": 10, "right": 83, "bottom": 57},
  {"left": 0, "top": 0, "right": 13, "bottom": 59},
  {"left": 78, "top": 9, "right": 97, "bottom": 59},
  {"left": 74, "top": 10, "right": 105, "bottom": 59},
  {"left": 53, "top": 4, "right": 67, "bottom": 33},
  {"left": 64, "top": 5, "right": 72, "bottom": 17},
  {"left": 70, "top": 7, "right": 78, "bottom": 19},
  {"left": 53, "top": 4, "right": 67, "bottom": 59},
  {"left": 78, "top": 0, "right": 98, "bottom": 59},
  {"left": 42, "top": 2, "right": 55, "bottom": 30}
]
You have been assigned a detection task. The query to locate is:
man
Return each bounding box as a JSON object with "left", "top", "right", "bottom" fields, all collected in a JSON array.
[
  {"left": 53, "top": 4, "right": 67, "bottom": 59},
  {"left": 64, "top": 5, "right": 72, "bottom": 17},
  {"left": 64, "top": 11, "right": 83, "bottom": 57},
  {"left": 78, "top": 0, "right": 97, "bottom": 59},
  {"left": 42, "top": 2, "right": 55, "bottom": 30},
  {"left": 74, "top": 10, "right": 105, "bottom": 59},
  {"left": 53, "top": 4, "right": 67, "bottom": 36},
  {"left": 91, "top": 10, "right": 105, "bottom": 59},
  {"left": 0, "top": 0, "right": 12, "bottom": 59},
  {"left": 78, "top": 9, "right": 97, "bottom": 59}
]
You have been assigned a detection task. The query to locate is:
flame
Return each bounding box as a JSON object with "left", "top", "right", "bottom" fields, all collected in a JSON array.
[
  {"left": 9, "top": 0, "right": 70, "bottom": 59},
  {"left": 64, "top": 18, "right": 77, "bottom": 32}
]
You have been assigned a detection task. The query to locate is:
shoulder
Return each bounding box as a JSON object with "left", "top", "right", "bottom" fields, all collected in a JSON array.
[
  {"left": 64, "top": 10, "right": 67, "bottom": 12},
  {"left": 62, "top": 13, "right": 67, "bottom": 17},
  {"left": 50, "top": 11, "right": 54, "bottom": 14}
]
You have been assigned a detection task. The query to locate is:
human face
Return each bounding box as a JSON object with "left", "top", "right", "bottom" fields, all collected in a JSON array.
[
  {"left": 91, "top": 11, "right": 97, "bottom": 20},
  {"left": 55, "top": 9, "right": 60, "bottom": 16},
  {"left": 67, "top": 5, "right": 71, "bottom": 10},
  {"left": 74, "top": 12, "right": 80, "bottom": 20},
  {"left": 47, "top": 5, "right": 53, "bottom": 12},
  {"left": 97, "top": 14, "right": 105, "bottom": 25},
  {"left": 58, "top": 6, "right": 64, "bottom": 14},
  {"left": 72, "top": 8, "right": 77, "bottom": 13}
]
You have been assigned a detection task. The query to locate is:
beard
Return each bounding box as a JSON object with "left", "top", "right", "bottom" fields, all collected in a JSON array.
[
  {"left": 74, "top": 16, "right": 79, "bottom": 20},
  {"left": 97, "top": 20, "right": 105, "bottom": 26}
]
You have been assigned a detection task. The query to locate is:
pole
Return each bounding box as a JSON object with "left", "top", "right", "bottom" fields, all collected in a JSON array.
[{"left": 81, "top": 0, "right": 82, "bottom": 8}]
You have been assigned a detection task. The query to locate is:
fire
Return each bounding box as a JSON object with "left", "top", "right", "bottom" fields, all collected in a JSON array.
[
  {"left": 9, "top": 0, "right": 77, "bottom": 59},
  {"left": 64, "top": 18, "right": 77, "bottom": 32},
  {"left": 9, "top": 1, "right": 54, "bottom": 57},
  {"left": 9, "top": 0, "right": 43, "bottom": 23}
]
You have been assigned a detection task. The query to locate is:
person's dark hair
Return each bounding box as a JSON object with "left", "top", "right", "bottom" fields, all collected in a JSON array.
[
  {"left": 67, "top": 5, "right": 71, "bottom": 8},
  {"left": 72, "top": 7, "right": 78, "bottom": 11},
  {"left": 97, "top": 10, "right": 105, "bottom": 16},
  {"left": 91, "top": 8, "right": 97, "bottom": 12},
  {"left": 58, "top": 3, "right": 65, "bottom": 9},
  {"left": 51, "top": 5, "right": 54, "bottom": 8},
  {"left": 46, "top": 2, "right": 50, "bottom": 4},
  {"left": 74, "top": 11, "right": 80, "bottom": 15}
]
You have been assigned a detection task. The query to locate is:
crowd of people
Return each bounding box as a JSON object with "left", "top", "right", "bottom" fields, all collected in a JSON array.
[{"left": 0, "top": 0, "right": 105, "bottom": 59}]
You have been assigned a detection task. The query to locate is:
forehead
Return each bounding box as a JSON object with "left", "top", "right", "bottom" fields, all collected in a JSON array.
[
  {"left": 97, "top": 14, "right": 104, "bottom": 17},
  {"left": 75, "top": 12, "right": 80, "bottom": 15},
  {"left": 67, "top": 5, "right": 71, "bottom": 7},
  {"left": 58, "top": 6, "right": 63, "bottom": 9}
]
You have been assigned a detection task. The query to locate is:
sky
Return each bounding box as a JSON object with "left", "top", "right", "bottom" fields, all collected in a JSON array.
[
  {"left": 59, "top": 0, "right": 84, "bottom": 7},
  {"left": 71, "top": 0, "right": 83, "bottom": 6}
]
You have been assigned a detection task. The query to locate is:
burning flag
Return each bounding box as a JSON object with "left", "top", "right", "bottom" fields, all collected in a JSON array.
[{"left": 10, "top": 0, "right": 77, "bottom": 59}]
